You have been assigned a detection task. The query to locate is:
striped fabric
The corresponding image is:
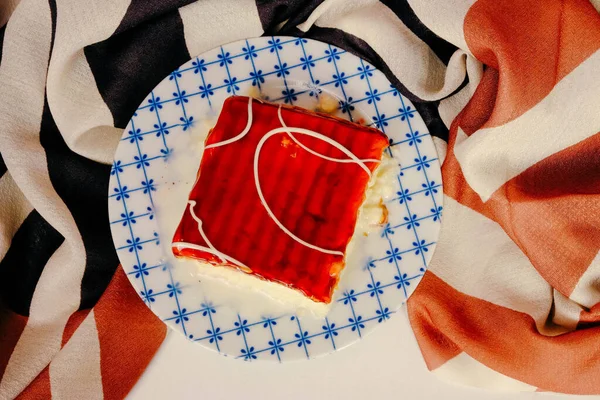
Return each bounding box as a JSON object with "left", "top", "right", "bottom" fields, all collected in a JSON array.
[{"left": 0, "top": 0, "right": 598, "bottom": 398}]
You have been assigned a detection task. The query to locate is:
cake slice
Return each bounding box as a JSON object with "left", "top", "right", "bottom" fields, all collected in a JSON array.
[{"left": 172, "top": 95, "right": 389, "bottom": 309}]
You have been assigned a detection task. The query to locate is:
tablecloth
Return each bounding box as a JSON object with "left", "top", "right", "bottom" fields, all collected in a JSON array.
[{"left": 0, "top": 0, "right": 599, "bottom": 398}]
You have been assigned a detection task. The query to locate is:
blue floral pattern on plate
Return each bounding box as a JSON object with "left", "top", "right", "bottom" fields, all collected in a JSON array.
[{"left": 108, "top": 37, "right": 443, "bottom": 362}]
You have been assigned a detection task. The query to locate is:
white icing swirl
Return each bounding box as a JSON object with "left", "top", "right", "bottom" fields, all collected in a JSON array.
[
  {"left": 176, "top": 97, "right": 383, "bottom": 259},
  {"left": 276, "top": 106, "right": 379, "bottom": 177},
  {"left": 204, "top": 97, "right": 254, "bottom": 150},
  {"left": 173, "top": 201, "right": 250, "bottom": 271},
  {"left": 254, "top": 125, "right": 378, "bottom": 256}
]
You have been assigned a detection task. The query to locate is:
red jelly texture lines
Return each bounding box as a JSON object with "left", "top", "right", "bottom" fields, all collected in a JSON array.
[{"left": 172, "top": 96, "right": 388, "bottom": 303}]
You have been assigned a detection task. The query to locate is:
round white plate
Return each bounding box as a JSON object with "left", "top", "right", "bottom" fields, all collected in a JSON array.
[{"left": 108, "top": 36, "right": 443, "bottom": 361}]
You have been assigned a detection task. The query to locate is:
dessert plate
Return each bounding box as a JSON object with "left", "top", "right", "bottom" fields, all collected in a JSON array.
[{"left": 108, "top": 36, "right": 443, "bottom": 361}]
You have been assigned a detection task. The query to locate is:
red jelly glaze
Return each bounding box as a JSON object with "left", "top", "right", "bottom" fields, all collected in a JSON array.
[{"left": 172, "top": 96, "right": 389, "bottom": 303}]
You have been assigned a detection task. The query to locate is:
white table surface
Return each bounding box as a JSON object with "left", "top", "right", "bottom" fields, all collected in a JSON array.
[{"left": 128, "top": 308, "right": 591, "bottom": 400}]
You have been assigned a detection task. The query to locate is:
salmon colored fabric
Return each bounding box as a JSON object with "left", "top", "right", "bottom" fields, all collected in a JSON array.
[
  {"left": 6, "top": 270, "right": 166, "bottom": 400},
  {"left": 408, "top": 0, "right": 600, "bottom": 394},
  {"left": 410, "top": 274, "right": 600, "bottom": 394},
  {"left": 94, "top": 268, "right": 167, "bottom": 400}
]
